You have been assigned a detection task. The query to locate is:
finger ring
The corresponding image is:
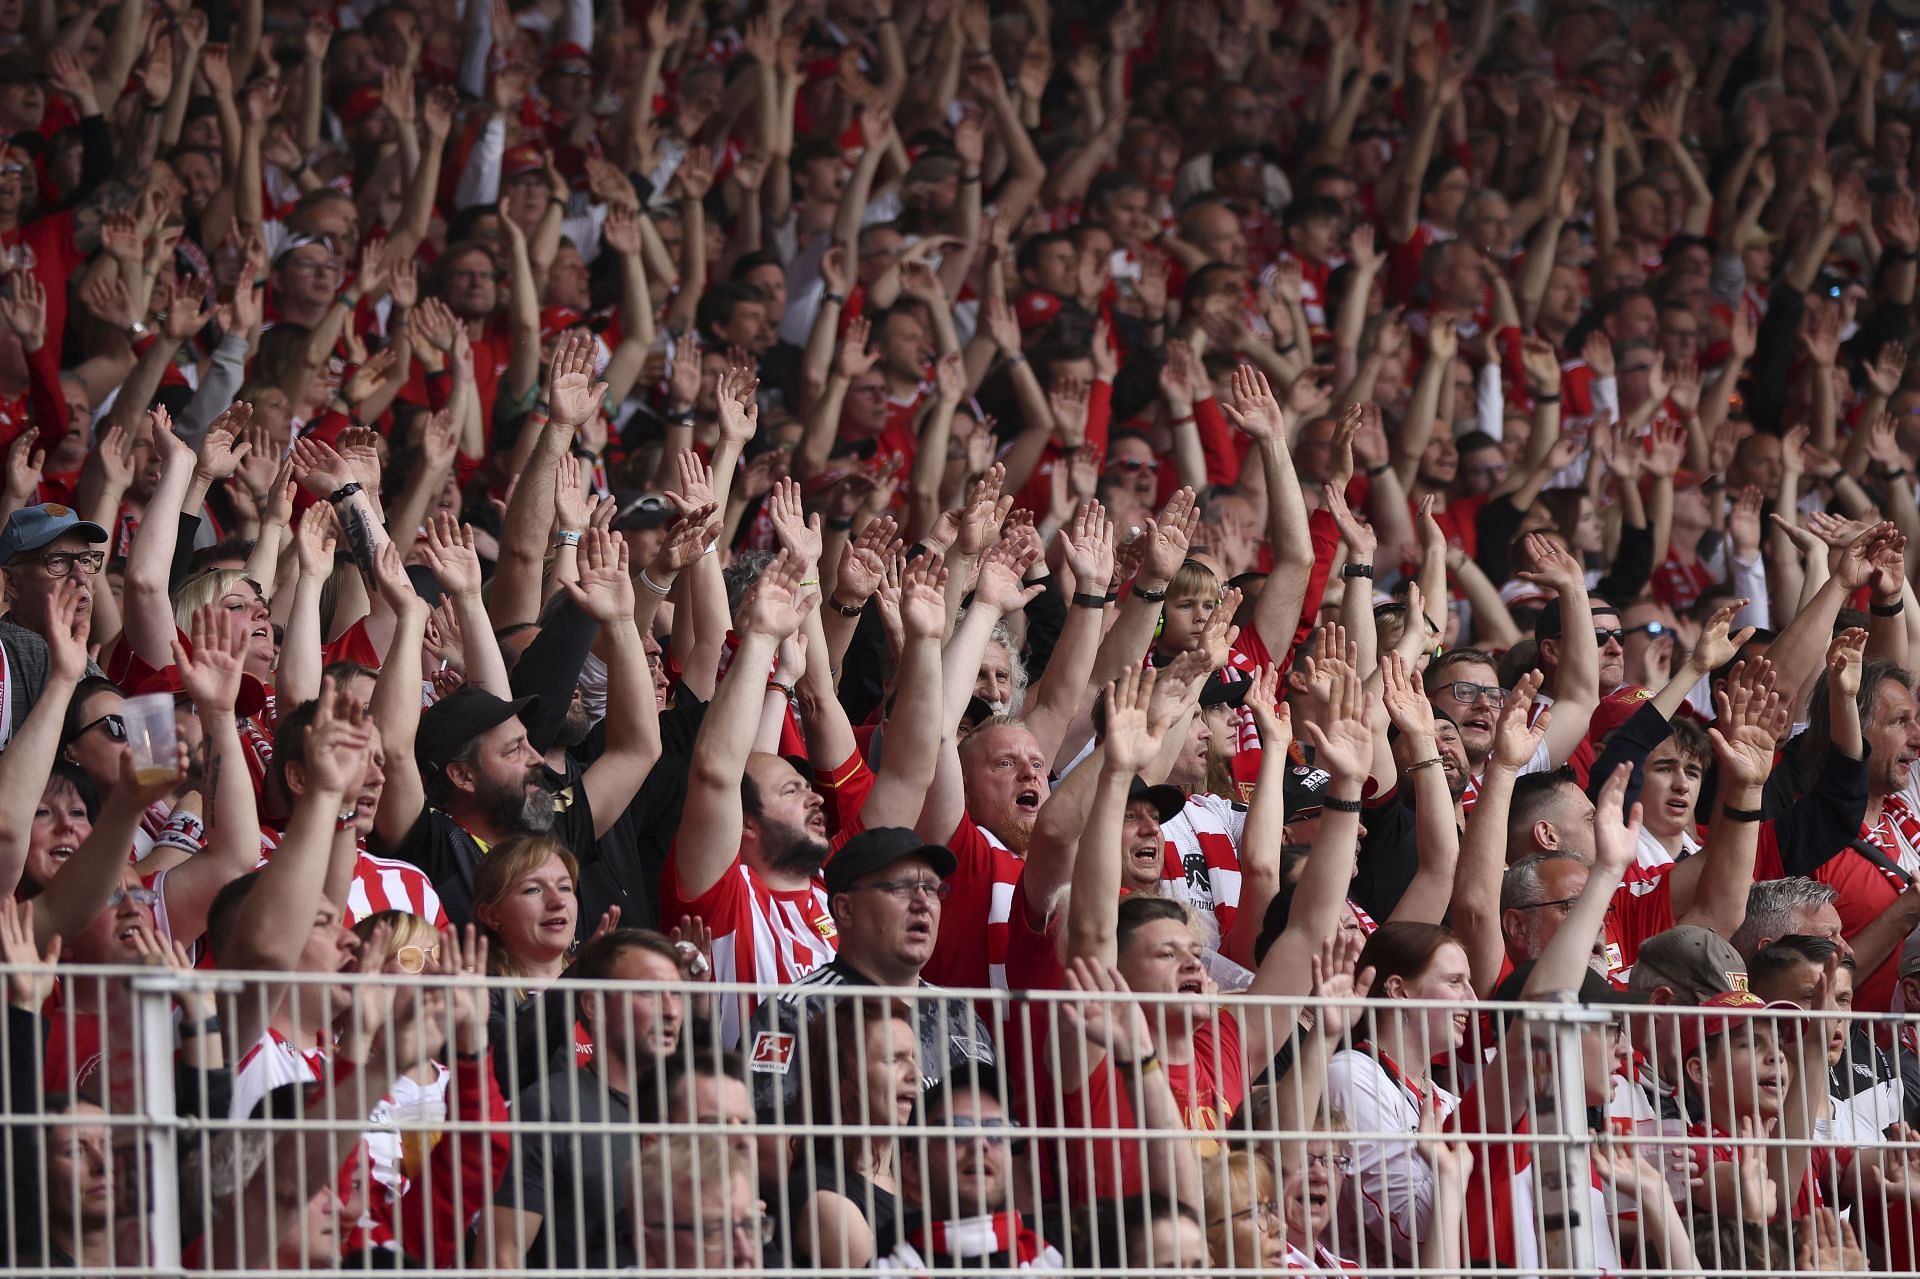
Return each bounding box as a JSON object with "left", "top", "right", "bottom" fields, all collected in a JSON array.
[{"left": 463, "top": 966, "right": 476, "bottom": 973}]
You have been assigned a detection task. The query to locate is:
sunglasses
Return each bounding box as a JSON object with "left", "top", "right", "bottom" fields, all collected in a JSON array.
[
  {"left": 1105, "top": 457, "right": 1160, "bottom": 474},
  {"left": 78, "top": 713, "right": 127, "bottom": 742},
  {"left": 394, "top": 943, "right": 443, "bottom": 974},
  {"left": 1594, "top": 628, "right": 1626, "bottom": 645}
]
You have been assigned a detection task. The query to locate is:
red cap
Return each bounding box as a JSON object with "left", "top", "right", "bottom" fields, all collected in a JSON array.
[
  {"left": 502, "top": 143, "right": 544, "bottom": 179},
  {"left": 132, "top": 664, "right": 268, "bottom": 721},
  {"left": 1679, "top": 989, "right": 1802, "bottom": 1054},
  {"left": 1015, "top": 289, "right": 1061, "bottom": 332},
  {"left": 544, "top": 40, "right": 593, "bottom": 70},
  {"left": 1589, "top": 683, "right": 1654, "bottom": 744},
  {"left": 340, "top": 86, "right": 386, "bottom": 129},
  {"left": 539, "top": 306, "right": 584, "bottom": 344}
]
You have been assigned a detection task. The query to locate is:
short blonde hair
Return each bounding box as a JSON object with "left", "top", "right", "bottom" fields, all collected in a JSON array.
[
  {"left": 171, "top": 569, "right": 259, "bottom": 632},
  {"left": 1201, "top": 1150, "right": 1276, "bottom": 1239}
]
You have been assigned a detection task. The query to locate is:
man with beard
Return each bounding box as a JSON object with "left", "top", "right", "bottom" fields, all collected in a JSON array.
[
  {"left": 374, "top": 527, "right": 659, "bottom": 924},
  {"left": 664, "top": 553, "right": 837, "bottom": 1046}
]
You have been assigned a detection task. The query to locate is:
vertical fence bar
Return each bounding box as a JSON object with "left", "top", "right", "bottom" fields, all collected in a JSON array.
[{"left": 131, "top": 972, "right": 184, "bottom": 1275}]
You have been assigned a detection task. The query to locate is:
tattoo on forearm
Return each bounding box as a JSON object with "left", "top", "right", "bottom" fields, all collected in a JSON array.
[
  {"left": 203, "top": 751, "right": 220, "bottom": 815},
  {"left": 344, "top": 501, "right": 379, "bottom": 582}
]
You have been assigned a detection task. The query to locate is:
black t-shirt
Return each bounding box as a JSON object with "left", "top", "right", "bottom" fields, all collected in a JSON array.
[
  {"left": 496, "top": 1068, "right": 636, "bottom": 1270},
  {"left": 577, "top": 689, "right": 709, "bottom": 932},
  {"left": 1352, "top": 788, "right": 1423, "bottom": 924},
  {"left": 382, "top": 786, "right": 597, "bottom": 926}
]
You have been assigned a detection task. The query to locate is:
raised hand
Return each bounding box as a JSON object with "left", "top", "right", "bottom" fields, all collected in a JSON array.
[
  {"left": 42, "top": 576, "right": 89, "bottom": 684},
  {"left": 834, "top": 515, "right": 901, "bottom": 608},
  {"left": 765, "top": 476, "right": 823, "bottom": 568},
  {"left": 1827, "top": 627, "right": 1867, "bottom": 700},
  {"left": 1685, "top": 598, "right": 1755, "bottom": 678},
  {"left": 1380, "top": 650, "right": 1437, "bottom": 739},
  {"left": 897, "top": 552, "right": 949, "bottom": 641},
  {"left": 2, "top": 429, "right": 41, "bottom": 504},
  {"left": 1591, "top": 762, "right": 1643, "bottom": 874},
  {"left": 955, "top": 464, "right": 1012, "bottom": 557},
  {"left": 1708, "top": 660, "right": 1788, "bottom": 790},
  {"left": 0, "top": 898, "right": 58, "bottom": 1011},
  {"left": 418, "top": 514, "right": 485, "bottom": 599},
  {"left": 1245, "top": 662, "right": 1292, "bottom": 758},
  {"left": 172, "top": 604, "right": 249, "bottom": 715},
  {"left": 561, "top": 529, "right": 635, "bottom": 623},
  {"left": 547, "top": 331, "right": 606, "bottom": 428},
  {"left": 1101, "top": 664, "right": 1168, "bottom": 775},
  {"left": 714, "top": 364, "right": 759, "bottom": 447},
  {"left": 1300, "top": 643, "right": 1371, "bottom": 780},
  {"left": 1324, "top": 481, "right": 1375, "bottom": 558},
  {"left": 1061, "top": 958, "right": 1155, "bottom": 1064},
  {"left": 736, "top": 550, "right": 813, "bottom": 641},
  {"left": 1141, "top": 486, "right": 1199, "bottom": 584},
  {"left": 1515, "top": 531, "right": 1585, "bottom": 594},
  {"left": 1062, "top": 499, "right": 1115, "bottom": 589},
  {"left": 1219, "top": 363, "right": 1286, "bottom": 440},
  {"left": 1491, "top": 670, "right": 1549, "bottom": 770},
  {"left": 973, "top": 537, "right": 1044, "bottom": 614}
]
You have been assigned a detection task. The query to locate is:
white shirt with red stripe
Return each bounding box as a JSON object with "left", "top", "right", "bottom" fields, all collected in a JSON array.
[
  {"left": 232, "top": 1028, "right": 328, "bottom": 1119},
  {"left": 1327, "top": 1048, "right": 1459, "bottom": 1267},
  {"left": 1863, "top": 761, "right": 1920, "bottom": 877},
  {"left": 1159, "top": 793, "right": 1248, "bottom": 944},
  {"left": 256, "top": 830, "right": 448, "bottom": 928},
  {"left": 661, "top": 845, "right": 837, "bottom": 1047}
]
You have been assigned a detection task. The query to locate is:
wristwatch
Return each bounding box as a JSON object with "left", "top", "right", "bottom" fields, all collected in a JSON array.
[{"left": 126, "top": 319, "right": 149, "bottom": 339}]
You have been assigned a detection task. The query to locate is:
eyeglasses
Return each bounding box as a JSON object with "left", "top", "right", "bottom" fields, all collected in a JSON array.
[
  {"left": 852, "top": 879, "right": 951, "bottom": 902},
  {"left": 1223, "top": 1200, "right": 1281, "bottom": 1229},
  {"left": 106, "top": 886, "right": 160, "bottom": 909},
  {"left": 1511, "top": 896, "right": 1577, "bottom": 916},
  {"left": 1624, "top": 622, "right": 1669, "bottom": 638},
  {"left": 666, "top": 1210, "right": 774, "bottom": 1246},
  {"left": 31, "top": 550, "right": 105, "bottom": 578},
  {"left": 1106, "top": 457, "right": 1160, "bottom": 474},
  {"left": 1594, "top": 628, "right": 1626, "bottom": 645},
  {"left": 78, "top": 713, "right": 126, "bottom": 742},
  {"left": 938, "top": 1115, "right": 1020, "bottom": 1144},
  {"left": 1304, "top": 1151, "right": 1354, "bottom": 1174},
  {"left": 394, "top": 943, "right": 442, "bottom": 974},
  {"left": 1444, "top": 680, "right": 1507, "bottom": 708}
]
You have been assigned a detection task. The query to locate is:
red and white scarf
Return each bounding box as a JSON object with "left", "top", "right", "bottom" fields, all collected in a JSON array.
[
  {"left": 876, "top": 1211, "right": 1062, "bottom": 1272},
  {"left": 1864, "top": 793, "right": 1920, "bottom": 878}
]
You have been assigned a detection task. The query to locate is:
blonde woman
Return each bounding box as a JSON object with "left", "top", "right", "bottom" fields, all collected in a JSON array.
[{"left": 345, "top": 916, "right": 507, "bottom": 1266}]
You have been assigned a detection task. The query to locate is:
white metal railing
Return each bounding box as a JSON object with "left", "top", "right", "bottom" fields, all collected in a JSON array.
[{"left": 3, "top": 964, "right": 1919, "bottom": 1275}]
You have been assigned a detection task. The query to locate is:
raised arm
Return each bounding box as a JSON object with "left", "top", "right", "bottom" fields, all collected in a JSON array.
[
  {"left": 121, "top": 408, "right": 197, "bottom": 667},
  {"left": 0, "top": 581, "right": 85, "bottom": 898},
  {"left": 1451, "top": 671, "right": 1552, "bottom": 996},
  {"left": 674, "top": 552, "right": 813, "bottom": 899},
  {"left": 1675, "top": 661, "right": 1788, "bottom": 940},
  {"left": 369, "top": 545, "right": 431, "bottom": 850},
  {"left": 1020, "top": 502, "right": 1115, "bottom": 763},
  {"left": 569, "top": 530, "right": 662, "bottom": 838},
  {"left": 1520, "top": 533, "right": 1601, "bottom": 766},
  {"left": 1220, "top": 364, "right": 1315, "bottom": 655}
]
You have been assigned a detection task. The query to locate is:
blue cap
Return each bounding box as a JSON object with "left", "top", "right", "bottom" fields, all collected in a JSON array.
[{"left": 0, "top": 503, "right": 108, "bottom": 563}]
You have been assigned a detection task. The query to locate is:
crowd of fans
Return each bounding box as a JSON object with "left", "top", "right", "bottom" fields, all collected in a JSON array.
[{"left": 6, "top": 0, "right": 1920, "bottom": 1270}]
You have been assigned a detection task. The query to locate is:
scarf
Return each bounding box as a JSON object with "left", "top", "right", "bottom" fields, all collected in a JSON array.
[{"left": 874, "top": 1211, "right": 1062, "bottom": 1272}]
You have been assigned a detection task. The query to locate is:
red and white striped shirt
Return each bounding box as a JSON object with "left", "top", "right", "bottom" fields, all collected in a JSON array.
[
  {"left": 660, "top": 844, "right": 837, "bottom": 1048},
  {"left": 923, "top": 814, "right": 1023, "bottom": 1007},
  {"left": 1160, "top": 793, "right": 1248, "bottom": 943},
  {"left": 232, "top": 1028, "right": 328, "bottom": 1120},
  {"left": 257, "top": 830, "right": 448, "bottom": 928}
]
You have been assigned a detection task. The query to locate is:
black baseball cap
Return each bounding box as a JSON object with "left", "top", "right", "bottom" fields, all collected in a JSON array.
[
  {"left": 823, "top": 827, "right": 958, "bottom": 895},
  {"left": 1282, "top": 757, "right": 1331, "bottom": 818},
  {"left": 1198, "top": 671, "right": 1253, "bottom": 709},
  {"left": 612, "top": 492, "right": 677, "bottom": 531},
  {"left": 416, "top": 688, "right": 542, "bottom": 775},
  {"left": 1127, "top": 776, "right": 1185, "bottom": 824}
]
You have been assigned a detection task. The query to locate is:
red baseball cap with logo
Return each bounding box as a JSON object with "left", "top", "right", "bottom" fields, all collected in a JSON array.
[
  {"left": 1679, "top": 989, "right": 1802, "bottom": 1054},
  {"left": 501, "top": 143, "right": 545, "bottom": 179},
  {"left": 1014, "top": 289, "right": 1061, "bottom": 332},
  {"left": 1589, "top": 683, "right": 1654, "bottom": 744}
]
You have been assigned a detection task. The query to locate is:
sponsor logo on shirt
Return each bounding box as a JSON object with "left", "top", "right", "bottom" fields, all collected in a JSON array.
[{"left": 750, "top": 1031, "right": 796, "bottom": 1074}]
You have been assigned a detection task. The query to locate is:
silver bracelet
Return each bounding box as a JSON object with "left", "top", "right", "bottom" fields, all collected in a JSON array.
[{"left": 637, "top": 569, "right": 673, "bottom": 596}]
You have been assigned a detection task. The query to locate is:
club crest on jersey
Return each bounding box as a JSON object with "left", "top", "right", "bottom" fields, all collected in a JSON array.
[
  {"left": 749, "top": 1031, "right": 796, "bottom": 1073},
  {"left": 811, "top": 912, "right": 837, "bottom": 939}
]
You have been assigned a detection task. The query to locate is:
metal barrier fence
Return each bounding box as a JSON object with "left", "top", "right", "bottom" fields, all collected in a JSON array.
[{"left": 5, "top": 962, "right": 1920, "bottom": 1276}]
